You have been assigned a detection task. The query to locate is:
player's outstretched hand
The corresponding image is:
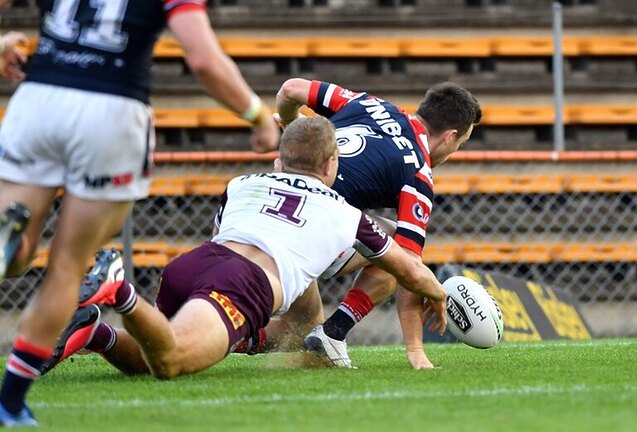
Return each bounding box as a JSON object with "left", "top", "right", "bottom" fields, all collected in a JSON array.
[
  {"left": 250, "top": 114, "right": 280, "bottom": 153},
  {"left": 273, "top": 113, "right": 285, "bottom": 130},
  {"left": 406, "top": 348, "right": 435, "bottom": 370},
  {"left": 273, "top": 112, "right": 307, "bottom": 130},
  {"left": 423, "top": 297, "right": 447, "bottom": 336},
  {"left": 0, "top": 31, "right": 28, "bottom": 81}
]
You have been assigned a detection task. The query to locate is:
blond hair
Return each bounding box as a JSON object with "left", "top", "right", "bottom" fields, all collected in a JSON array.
[{"left": 279, "top": 116, "right": 337, "bottom": 174}]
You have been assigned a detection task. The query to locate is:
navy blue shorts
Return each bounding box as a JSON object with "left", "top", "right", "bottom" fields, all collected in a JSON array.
[{"left": 156, "top": 242, "right": 274, "bottom": 351}]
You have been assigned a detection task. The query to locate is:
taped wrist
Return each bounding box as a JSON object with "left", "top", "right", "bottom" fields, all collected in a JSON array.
[{"left": 240, "top": 94, "right": 270, "bottom": 127}]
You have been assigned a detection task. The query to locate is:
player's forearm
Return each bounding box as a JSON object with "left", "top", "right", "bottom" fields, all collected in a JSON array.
[
  {"left": 373, "top": 244, "right": 445, "bottom": 301},
  {"left": 276, "top": 78, "right": 311, "bottom": 125},
  {"left": 397, "top": 264, "right": 445, "bottom": 302},
  {"left": 396, "top": 286, "right": 425, "bottom": 350},
  {"left": 275, "top": 96, "right": 302, "bottom": 126}
]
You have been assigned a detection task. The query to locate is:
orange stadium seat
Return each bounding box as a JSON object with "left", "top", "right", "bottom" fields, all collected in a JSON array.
[
  {"left": 422, "top": 244, "right": 458, "bottom": 264},
  {"left": 184, "top": 174, "right": 234, "bottom": 196},
  {"left": 458, "top": 243, "right": 554, "bottom": 264},
  {"left": 153, "top": 108, "right": 200, "bottom": 128},
  {"left": 196, "top": 109, "right": 249, "bottom": 128},
  {"left": 148, "top": 174, "right": 234, "bottom": 196},
  {"left": 152, "top": 38, "right": 185, "bottom": 57},
  {"left": 567, "top": 105, "right": 637, "bottom": 125},
  {"left": 554, "top": 243, "right": 637, "bottom": 262},
  {"left": 564, "top": 174, "right": 637, "bottom": 193},
  {"left": 490, "top": 36, "right": 580, "bottom": 56},
  {"left": 472, "top": 174, "right": 563, "bottom": 194},
  {"left": 400, "top": 38, "right": 491, "bottom": 57},
  {"left": 480, "top": 106, "right": 555, "bottom": 126},
  {"left": 431, "top": 174, "right": 474, "bottom": 194},
  {"left": 308, "top": 38, "right": 401, "bottom": 57},
  {"left": 130, "top": 253, "right": 169, "bottom": 267},
  {"left": 220, "top": 38, "right": 310, "bottom": 58},
  {"left": 578, "top": 36, "right": 637, "bottom": 56},
  {"left": 149, "top": 177, "right": 187, "bottom": 196}
]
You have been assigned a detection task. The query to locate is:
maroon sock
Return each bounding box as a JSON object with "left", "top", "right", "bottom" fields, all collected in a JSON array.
[
  {"left": 85, "top": 323, "right": 117, "bottom": 353},
  {"left": 113, "top": 280, "right": 137, "bottom": 315}
]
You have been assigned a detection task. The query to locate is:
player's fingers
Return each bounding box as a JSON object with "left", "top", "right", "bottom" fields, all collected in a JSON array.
[
  {"left": 428, "top": 318, "right": 440, "bottom": 333},
  {"left": 437, "top": 315, "right": 448, "bottom": 335},
  {"left": 272, "top": 112, "right": 283, "bottom": 128},
  {"left": 3, "top": 70, "right": 23, "bottom": 81},
  {"left": 16, "top": 33, "right": 29, "bottom": 45},
  {"left": 250, "top": 123, "right": 279, "bottom": 153},
  {"left": 421, "top": 307, "right": 433, "bottom": 324},
  {"left": 429, "top": 319, "right": 443, "bottom": 335},
  {"left": 15, "top": 50, "right": 27, "bottom": 64}
]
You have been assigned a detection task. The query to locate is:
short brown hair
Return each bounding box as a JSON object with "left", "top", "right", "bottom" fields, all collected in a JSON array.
[
  {"left": 416, "top": 82, "right": 482, "bottom": 137},
  {"left": 280, "top": 116, "right": 337, "bottom": 173}
]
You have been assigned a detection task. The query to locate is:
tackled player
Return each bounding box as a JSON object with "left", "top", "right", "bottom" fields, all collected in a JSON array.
[{"left": 43, "top": 116, "right": 447, "bottom": 380}]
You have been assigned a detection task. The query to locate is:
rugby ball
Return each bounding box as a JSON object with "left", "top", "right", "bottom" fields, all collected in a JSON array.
[{"left": 443, "top": 276, "right": 504, "bottom": 349}]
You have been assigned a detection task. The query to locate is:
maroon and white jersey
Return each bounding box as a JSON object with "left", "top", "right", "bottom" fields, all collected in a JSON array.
[{"left": 213, "top": 172, "right": 393, "bottom": 314}]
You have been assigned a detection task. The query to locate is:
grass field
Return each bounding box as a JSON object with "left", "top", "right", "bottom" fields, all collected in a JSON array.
[{"left": 3, "top": 338, "right": 636, "bottom": 431}]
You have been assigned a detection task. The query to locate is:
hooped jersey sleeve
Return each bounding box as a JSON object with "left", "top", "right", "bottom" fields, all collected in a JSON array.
[
  {"left": 163, "top": 0, "right": 207, "bottom": 19},
  {"left": 307, "top": 80, "right": 365, "bottom": 118},
  {"left": 395, "top": 125, "right": 434, "bottom": 256},
  {"left": 354, "top": 214, "right": 393, "bottom": 259}
]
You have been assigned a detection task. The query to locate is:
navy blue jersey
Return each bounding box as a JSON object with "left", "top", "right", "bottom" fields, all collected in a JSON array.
[
  {"left": 307, "top": 80, "right": 434, "bottom": 255},
  {"left": 27, "top": 0, "right": 206, "bottom": 103}
]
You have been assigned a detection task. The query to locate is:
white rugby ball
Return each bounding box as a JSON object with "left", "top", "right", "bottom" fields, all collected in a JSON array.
[{"left": 443, "top": 276, "right": 504, "bottom": 349}]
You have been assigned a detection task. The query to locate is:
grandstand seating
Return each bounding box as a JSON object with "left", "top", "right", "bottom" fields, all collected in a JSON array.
[
  {"left": 2, "top": 104, "right": 623, "bottom": 130},
  {"left": 148, "top": 104, "right": 637, "bottom": 127},
  {"left": 2, "top": 31, "right": 637, "bottom": 151},
  {"left": 6, "top": 35, "right": 637, "bottom": 97},
  {"left": 149, "top": 35, "right": 637, "bottom": 58},
  {"left": 6, "top": 102, "right": 630, "bottom": 152},
  {"left": 151, "top": 104, "right": 637, "bottom": 152}
]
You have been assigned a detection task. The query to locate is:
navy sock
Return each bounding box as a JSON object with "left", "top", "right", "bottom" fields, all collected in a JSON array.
[
  {"left": 0, "top": 338, "right": 52, "bottom": 414},
  {"left": 323, "top": 309, "right": 356, "bottom": 341},
  {"left": 323, "top": 289, "right": 375, "bottom": 341}
]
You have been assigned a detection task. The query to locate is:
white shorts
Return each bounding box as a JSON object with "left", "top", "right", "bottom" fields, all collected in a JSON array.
[
  {"left": 321, "top": 247, "right": 357, "bottom": 279},
  {"left": 0, "top": 82, "right": 154, "bottom": 201}
]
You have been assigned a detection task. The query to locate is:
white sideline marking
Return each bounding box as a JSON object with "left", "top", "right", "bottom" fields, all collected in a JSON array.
[{"left": 31, "top": 384, "right": 637, "bottom": 410}]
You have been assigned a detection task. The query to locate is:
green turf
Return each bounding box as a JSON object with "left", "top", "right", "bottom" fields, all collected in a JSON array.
[{"left": 3, "top": 338, "right": 636, "bottom": 431}]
